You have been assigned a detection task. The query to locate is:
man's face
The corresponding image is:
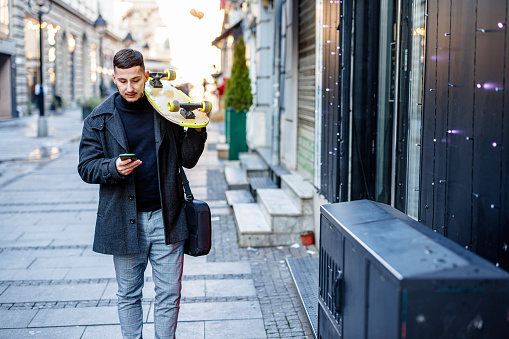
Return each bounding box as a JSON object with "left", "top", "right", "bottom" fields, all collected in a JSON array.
[{"left": 113, "top": 66, "right": 149, "bottom": 103}]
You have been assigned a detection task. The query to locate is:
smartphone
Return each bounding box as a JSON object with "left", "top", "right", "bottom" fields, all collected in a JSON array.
[{"left": 119, "top": 153, "right": 137, "bottom": 161}]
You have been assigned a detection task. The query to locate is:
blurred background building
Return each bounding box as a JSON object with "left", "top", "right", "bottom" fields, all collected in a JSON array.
[{"left": 0, "top": 0, "right": 191, "bottom": 119}]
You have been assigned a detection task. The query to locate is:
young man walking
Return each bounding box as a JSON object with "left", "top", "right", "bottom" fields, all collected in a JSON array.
[{"left": 78, "top": 49, "right": 207, "bottom": 338}]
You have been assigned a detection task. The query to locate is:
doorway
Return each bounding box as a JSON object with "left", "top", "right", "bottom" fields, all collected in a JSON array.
[{"left": 0, "top": 53, "right": 12, "bottom": 119}]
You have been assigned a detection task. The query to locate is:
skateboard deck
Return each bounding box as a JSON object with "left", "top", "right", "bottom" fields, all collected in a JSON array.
[{"left": 145, "top": 71, "right": 211, "bottom": 129}]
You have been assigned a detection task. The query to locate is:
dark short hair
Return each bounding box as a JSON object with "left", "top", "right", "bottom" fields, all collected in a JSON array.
[{"left": 113, "top": 49, "right": 145, "bottom": 70}]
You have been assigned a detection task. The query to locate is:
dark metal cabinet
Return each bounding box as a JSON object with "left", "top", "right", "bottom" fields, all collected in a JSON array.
[{"left": 318, "top": 200, "right": 509, "bottom": 338}]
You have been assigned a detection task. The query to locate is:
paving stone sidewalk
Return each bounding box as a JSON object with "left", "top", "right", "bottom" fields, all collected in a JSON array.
[{"left": 0, "top": 108, "right": 318, "bottom": 338}]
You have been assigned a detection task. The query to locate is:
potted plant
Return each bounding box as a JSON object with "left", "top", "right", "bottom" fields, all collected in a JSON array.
[
  {"left": 224, "top": 35, "right": 253, "bottom": 160},
  {"left": 80, "top": 96, "right": 103, "bottom": 120}
]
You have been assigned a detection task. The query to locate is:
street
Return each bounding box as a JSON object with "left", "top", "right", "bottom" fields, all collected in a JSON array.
[{"left": 0, "top": 108, "right": 317, "bottom": 338}]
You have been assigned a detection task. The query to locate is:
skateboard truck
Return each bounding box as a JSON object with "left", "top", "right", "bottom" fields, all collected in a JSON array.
[
  {"left": 168, "top": 101, "right": 213, "bottom": 119},
  {"left": 148, "top": 70, "right": 177, "bottom": 88},
  {"left": 180, "top": 107, "right": 196, "bottom": 119}
]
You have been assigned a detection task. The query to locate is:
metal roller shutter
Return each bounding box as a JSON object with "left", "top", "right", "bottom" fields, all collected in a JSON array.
[{"left": 297, "top": 0, "right": 315, "bottom": 179}]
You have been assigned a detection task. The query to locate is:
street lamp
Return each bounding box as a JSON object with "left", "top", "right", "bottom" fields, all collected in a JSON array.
[
  {"left": 28, "top": 0, "right": 53, "bottom": 137},
  {"left": 94, "top": 13, "right": 107, "bottom": 97}
]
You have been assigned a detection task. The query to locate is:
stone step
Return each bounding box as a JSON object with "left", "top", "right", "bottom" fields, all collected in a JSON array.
[
  {"left": 232, "top": 197, "right": 312, "bottom": 247},
  {"left": 239, "top": 152, "right": 269, "bottom": 178},
  {"left": 232, "top": 203, "right": 271, "bottom": 247},
  {"left": 269, "top": 164, "right": 290, "bottom": 187},
  {"left": 281, "top": 173, "right": 314, "bottom": 215},
  {"left": 217, "top": 143, "right": 229, "bottom": 159},
  {"left": 248, "top": 176, "right": 277, "bottom": 200},
  {"left": 233, "top": 203, "right": 303, "bottom": 247},
  {"left": 257, "top": 189, "right": 313, "bottom": 234},
  {"left": 224, "top": 163, "right": 249, "bottom": 190},
  {"left": 226, "top": 189, "right": 254, "bottom": 206},
  {"left": 255, "top": 147, "right": 272, "bottom": 165}
]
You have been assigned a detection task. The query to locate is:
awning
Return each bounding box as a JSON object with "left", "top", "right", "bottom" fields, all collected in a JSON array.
[{"left": 211, "top": 20, "right": 242, "bottom": 47}]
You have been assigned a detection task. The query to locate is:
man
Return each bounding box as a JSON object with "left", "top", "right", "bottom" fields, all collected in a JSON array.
[{"left": 78, "top": 49, "right": 207, "bottom": 338}]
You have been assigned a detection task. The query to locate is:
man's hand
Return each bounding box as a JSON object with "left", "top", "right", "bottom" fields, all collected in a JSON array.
[
  {"left": 116, "top": 157, "right": 142, "bottom": 176},
  {"left": 195, "top": 107, "right": 209, "bottom": 133}
]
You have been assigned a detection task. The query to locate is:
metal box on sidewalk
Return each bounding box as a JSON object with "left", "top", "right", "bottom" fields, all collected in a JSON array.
[{"left": 318, "top": 200, "right": 509, "bottom": 338}]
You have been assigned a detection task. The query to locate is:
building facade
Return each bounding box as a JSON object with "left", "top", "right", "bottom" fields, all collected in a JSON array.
[
  {"left": 0, "top": 0, "right": 157, "bottom": 119},
  {"left": 228, "top": 0, "right": 508, "bottom": 270}
]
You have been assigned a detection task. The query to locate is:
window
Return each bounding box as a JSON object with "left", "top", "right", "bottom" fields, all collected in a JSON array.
[{"left": 0, "top": 0, "right": 9, "bottom": 38}]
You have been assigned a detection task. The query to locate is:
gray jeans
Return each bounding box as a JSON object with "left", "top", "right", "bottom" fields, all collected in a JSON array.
[{"left": 113, "top": 209, "right": 185, "bottom": 339}]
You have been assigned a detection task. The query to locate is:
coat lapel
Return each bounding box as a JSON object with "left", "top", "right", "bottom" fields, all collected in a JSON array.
[
  {"left": 154, "top": 112, "right": 168, "bottom": 152},
  {"left": 106, "top": 108, "right": 129, "bottom": 151}
]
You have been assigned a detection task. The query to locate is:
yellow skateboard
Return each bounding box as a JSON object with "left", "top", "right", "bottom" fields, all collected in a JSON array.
[{"left": 145, "top": 71, "right": 211, "bottom": 129}]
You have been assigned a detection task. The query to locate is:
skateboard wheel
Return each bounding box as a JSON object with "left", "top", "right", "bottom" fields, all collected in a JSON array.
[
  {"left": 201, "top": 101, "right": 212, "bottom": 113},
  {"left": 166, "top": 70, "right": 177, "bottom": 81},
  {"left": 168, "top": 100, "right": 180, "bottom": 112}
]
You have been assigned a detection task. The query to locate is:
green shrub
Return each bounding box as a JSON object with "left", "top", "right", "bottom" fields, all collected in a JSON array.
[{"left": 224, "top": 35, "right": 253, "bottom": 112}]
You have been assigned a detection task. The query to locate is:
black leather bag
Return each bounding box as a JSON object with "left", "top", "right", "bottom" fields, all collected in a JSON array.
[{"left": 180, "top": 167, "right": 212, "bottom": 256}]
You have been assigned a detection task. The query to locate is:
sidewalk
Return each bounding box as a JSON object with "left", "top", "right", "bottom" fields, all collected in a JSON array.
[{"left": 0, "top": 107, "right": 317, "bottom": 338}]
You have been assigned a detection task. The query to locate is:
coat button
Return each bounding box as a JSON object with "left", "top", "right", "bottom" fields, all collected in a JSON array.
[
  {"left": 130, "top": 218, "right": 135, "bottom": 224},
  {"left": 129, "top": 195, "right": 134, "bottom": 200}
]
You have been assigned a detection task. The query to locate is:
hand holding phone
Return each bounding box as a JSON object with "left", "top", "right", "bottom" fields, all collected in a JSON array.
[
  {"left": 119, "top": 153, "right": 137, "bottom": 161},
  {"left": 117, "top": 154, "right": 141, "bottom": 176}
]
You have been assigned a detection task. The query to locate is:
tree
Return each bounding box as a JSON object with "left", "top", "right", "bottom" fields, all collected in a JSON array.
[{"left": 224, "top": 35, "right": 253, "bottom": 112}]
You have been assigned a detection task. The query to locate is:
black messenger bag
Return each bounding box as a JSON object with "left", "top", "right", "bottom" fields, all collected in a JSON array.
[{"left": 180, "top": 167, "right": 212, "bottom": 256}]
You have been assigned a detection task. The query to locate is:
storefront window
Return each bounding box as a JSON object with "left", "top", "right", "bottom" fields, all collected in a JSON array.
[
  {"left": 24, "top": 18, "right": 60, "bottom": 108},
  {"left": 24, "top": 19, "right": 39, "bottom": 60},
  {"left": 376, "top": 0, "right": 397, "bottom": 204},
  {"left": 377, "top": 0, "right": 427, "bottom": 217},
  {"left": 0, "top": 0, "right": 9, "bottom": 38},
  {"left": 25, "top": 18, "right": 40, "bottom": 107}
]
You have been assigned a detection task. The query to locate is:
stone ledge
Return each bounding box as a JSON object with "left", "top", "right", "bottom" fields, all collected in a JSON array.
[
  {"left": 257, "top": 189, "right": 301, "bottom": 217},
  {"left": 226, "top": 190, "right": 254, "bottom": 206},
  {"left": 232, "top": 203, "right": 271, "bottom": 234},
  {"left": 239, "top": 153, "right": 269, "bottom": 178},
  {"left": 224, "top": 164, "right": 249, "bottom": 190},
  {"left": 217, "top": 143, "right": 229, "bottom": 159},
  {"left": 281, "top": 173, "right": 314, "bottom": 200}
]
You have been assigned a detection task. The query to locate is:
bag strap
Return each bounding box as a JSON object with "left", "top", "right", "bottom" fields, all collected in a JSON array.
[
  {"left": 179, "top": 166, "right": 194, "bottom": 202},
  {"left": 170, "top": 124, "right": 194, "bottom": 203}
]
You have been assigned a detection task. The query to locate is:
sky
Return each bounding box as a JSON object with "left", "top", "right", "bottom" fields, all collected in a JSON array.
[{"left": 154, "top": 0, "right": 224, "bottom": 85}]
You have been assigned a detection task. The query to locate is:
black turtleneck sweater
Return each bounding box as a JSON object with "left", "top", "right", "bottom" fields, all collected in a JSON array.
[{"left": 115, "top": 94, "right": 161, "bottom": 212}]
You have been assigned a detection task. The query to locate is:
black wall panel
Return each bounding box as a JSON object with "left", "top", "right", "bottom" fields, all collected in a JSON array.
[
  {"left": 420, "top": 0, "right": 438, "bottom": 227},
  {"left": 472, "top": 2, "right": 505, "bottom": 263},
  {"left": 433, "top": 0, "right": 451, "bottom": 236},
  {"left": 320, "top": 0, "right": 351, "bottom": 202},
  {"left": 350, "top": 0, "right": 379, "bottom": 201},
  {"left": 395, "top": 0, "right": 412, "bottom": 213},
  {"left": 421, "top": 0, "right": 509, "bottom": 268},
  {"left": 502, "top": 2, "right": 509, "bottom": 269},
  {"left": 320, "top": 0, "right": 339, "bottom": 201},
  {"left": 445, "top": 0, "right": 476, "bottom": 249},
  {"left": 339, "top": 0, "right": 352, "bottom": 203}
]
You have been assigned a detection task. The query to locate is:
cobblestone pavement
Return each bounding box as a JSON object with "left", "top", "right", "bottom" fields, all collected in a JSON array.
[{"left": 0, "top": 108, "right": 318, "bottom": 338}]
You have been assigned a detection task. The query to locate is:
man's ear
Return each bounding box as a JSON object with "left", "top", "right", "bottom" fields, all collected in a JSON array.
[{"left": 145, "top": 70, "right": 150, "bottom": 81}]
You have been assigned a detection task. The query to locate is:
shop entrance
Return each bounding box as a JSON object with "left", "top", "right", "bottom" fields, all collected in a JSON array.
[{"left": 0, "top": 53, "right": 12, "bottom": 119}]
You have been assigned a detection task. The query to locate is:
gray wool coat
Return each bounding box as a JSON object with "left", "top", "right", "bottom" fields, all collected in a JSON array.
[{"left": 78, "top": 93, "right": 207, "bottom": 255}]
